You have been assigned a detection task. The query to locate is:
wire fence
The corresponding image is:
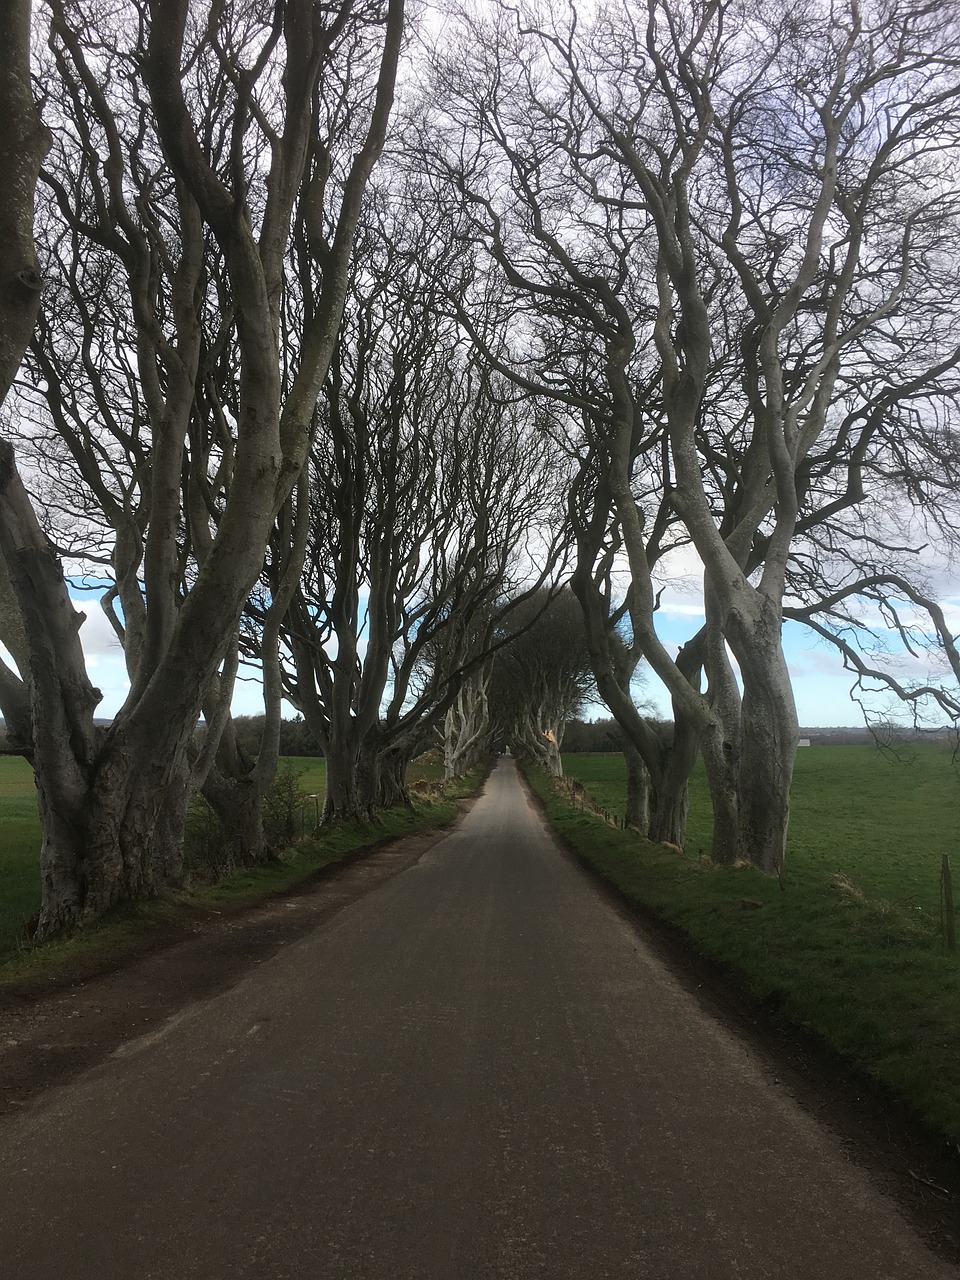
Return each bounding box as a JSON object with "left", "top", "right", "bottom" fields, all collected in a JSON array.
[{"left": 553, "top": 775, "right": 627, "bottom": 830}]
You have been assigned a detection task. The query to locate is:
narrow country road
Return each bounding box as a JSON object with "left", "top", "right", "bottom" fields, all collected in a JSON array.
[{"left": 0, "top": 759, "right": 951, "bottom": 1279}]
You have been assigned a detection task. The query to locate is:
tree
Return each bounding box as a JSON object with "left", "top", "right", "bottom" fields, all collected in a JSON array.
[
  {"left": 0, "top": 0, "right": 49, "bottom": 751},
  {"left": 487, "top": 589, "right": 595, "bottom": 777},
  {"left": 269, "top": 207, "right": 566, "bottom": 817},
  {"left": 0, "top": 1, "right": 48, "bottom": 405},
  {"left": 443, "top": 663, "right": 494, "bottom": 779},
  {"left": 423, "top": 0, "right": 960, "bottom": 877},
  {"left": 0, "top": 0, "right": 404, "bottom": 935}
]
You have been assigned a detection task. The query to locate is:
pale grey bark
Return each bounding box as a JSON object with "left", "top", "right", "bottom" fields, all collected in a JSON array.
[
  {"left": 427, "top": 0, "right": 960, "bottom": 880},
  {"left": 0, "top": 0, "right": 405, "bottom": 935},
  {"left": 444, "top": 668, "right": 492, "bottom": 781},
  {"left": 0, "top": 0, "right": 48, "bottom": 405}
]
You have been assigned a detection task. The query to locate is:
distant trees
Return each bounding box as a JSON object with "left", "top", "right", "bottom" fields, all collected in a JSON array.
[
  {"left": 485, "top": 590, "right": 594, "bottom": 777},
  {"left": 438, "top": 590, "right": 597, "bottom": 780},
  {"left": 270, "top": 200, "right": 567, "bottom": 817},
  {"left": 562, "top": 720, "right": 625, "bottom": 755},
  {"left": 225, "top": 715, "right": 321, "bottom": 761}
]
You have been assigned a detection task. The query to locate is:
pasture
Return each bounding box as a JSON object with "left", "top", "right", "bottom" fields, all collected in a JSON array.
[
  {"left": 536, "top": 744, "right": 960, "bottom": 1142},
  {"left": 0, "top": 756, "right": 45, "bottom": 954},
  {"left": 564, "top": 744, "right": 960, "bottom": 917}
]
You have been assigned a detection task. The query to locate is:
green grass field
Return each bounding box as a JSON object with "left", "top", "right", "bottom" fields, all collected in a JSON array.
[
  {"left": 564, "top": 745, "right": 960, "bottom": 915},
  {"left": 541, "top": 745, "right": 960, "bottom": 1142},
  {"left": 0, "top": 756, "right": 46, "bottom": 950}
]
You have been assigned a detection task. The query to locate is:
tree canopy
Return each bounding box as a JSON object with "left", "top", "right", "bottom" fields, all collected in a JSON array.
[{"left": 2, "top": 0, "right": 960, "bottom": 932}]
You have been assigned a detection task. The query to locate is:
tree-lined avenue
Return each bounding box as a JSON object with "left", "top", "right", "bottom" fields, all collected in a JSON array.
[{"left": 0, "top": 759, "right": 949, "bottom": 1278}]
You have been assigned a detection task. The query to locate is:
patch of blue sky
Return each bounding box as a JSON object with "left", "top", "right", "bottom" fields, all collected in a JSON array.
[{"left": 54, "top": 576, "right": 960, "bottom": 728}]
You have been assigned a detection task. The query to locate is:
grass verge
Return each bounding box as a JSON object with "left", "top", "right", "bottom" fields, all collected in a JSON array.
[{"left": 525, "top": 757, "right": 960, "bottom": 1147}]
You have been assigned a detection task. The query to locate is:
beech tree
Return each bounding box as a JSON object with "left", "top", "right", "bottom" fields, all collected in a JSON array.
[
  {"left": 442, "top": 663, "right": 494, "bottom": 779},
  {"left": 486, "top": 589, "right": 594, "bottom": 777},
  {"left": 0, "top": 1, "right": 47, "bottom": 406},
  {"left": 0, "top": 0, "right": 403, "bottom": 934},
  {"left": 267, "top": 205, "right": 566, "bottom": 817},
  {"left": 0, "top": 0, "right": 48, "bottom": 748},
  {"left": 424, "top": 0, "right": 960, "bottom": 877}
]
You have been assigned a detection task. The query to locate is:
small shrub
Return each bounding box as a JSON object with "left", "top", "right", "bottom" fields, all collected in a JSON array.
[
  {"left": 183, "top": 794, "right": 229, "bottom": 879},
  {"left": 263, "top": 760, "right": 307, "bottom": 853}
]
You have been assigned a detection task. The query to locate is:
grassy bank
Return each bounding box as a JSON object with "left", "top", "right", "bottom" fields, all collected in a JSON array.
[
  {"left": 528, "top": 746, "right": 960, "bottom": 1144},
  {"left": 0, "top": 755, "right": 479, "bottom": 997}
]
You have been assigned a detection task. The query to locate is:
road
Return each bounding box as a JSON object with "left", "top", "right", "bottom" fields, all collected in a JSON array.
[{"left": 0, "top": 758, "right": 952, "bottom": 1279}]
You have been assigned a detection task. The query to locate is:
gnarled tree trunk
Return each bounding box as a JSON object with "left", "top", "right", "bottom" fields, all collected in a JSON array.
[
  {"left": 0, "top": 0, "right": 49, "bottom": 405},
  {"left": 34, "top": 721, "right": 195, "bottom": 936},
  {"left": 727, "top": 598, "right": 798, "bottom": 881},
  {"left": 622, "top": 740, "right": 649, "bottom": 831}
]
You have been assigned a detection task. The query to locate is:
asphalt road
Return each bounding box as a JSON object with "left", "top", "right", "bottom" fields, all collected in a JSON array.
[{"left": 0, "top": 759, "right": 953, "bottom": 1279}]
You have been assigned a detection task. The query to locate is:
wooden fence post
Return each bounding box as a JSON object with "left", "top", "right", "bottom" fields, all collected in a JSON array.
[{"left": 943, "top": 854, "right": 956, "bottom": 954}]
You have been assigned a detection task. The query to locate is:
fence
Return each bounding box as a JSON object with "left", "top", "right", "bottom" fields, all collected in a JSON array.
[
  {"left": 553, "top": 775, "right": 628, "bottom": 830},
  {"left": 943, "top": 854, "right": 956, "bottom": 953}
]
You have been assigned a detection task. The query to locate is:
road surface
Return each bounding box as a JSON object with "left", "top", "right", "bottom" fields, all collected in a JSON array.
[{"left": 0, "top": 759, "right": 952, "bottom": 1278}]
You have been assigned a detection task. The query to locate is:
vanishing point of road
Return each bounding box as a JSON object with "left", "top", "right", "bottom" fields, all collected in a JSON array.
[{"left": 0, "top": 759, "right": 952, "bottom": 1279}]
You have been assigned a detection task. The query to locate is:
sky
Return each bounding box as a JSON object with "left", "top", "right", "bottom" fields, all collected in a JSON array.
[
  {"left": 640, "top": 546, "right": 960, "bottom": 728},
  {"left": 57, "top": 550, "right": 960, "bottom": 730}
]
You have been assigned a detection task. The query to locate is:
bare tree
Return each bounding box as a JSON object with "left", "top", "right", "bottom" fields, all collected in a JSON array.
[
  {"left": 442, "top": 662, "right": 494, "bottom": 780},
  {"left": 270, "top": 212, "right": 566, "bottom": 817},
  {"left": 423, "top": 0, "right": 960, "bottom": 878},
  {"left": 0, "top": 0, "right": 49, "bottom": 751},
  {"left": 0, "top": 0, "right": 403, "bottom": 935},
  {"left": 486, "top": 588, "right": 594, "bottom": 777},
  {"left": 0, "top": 0, "right": 48, "bottom": 404}
]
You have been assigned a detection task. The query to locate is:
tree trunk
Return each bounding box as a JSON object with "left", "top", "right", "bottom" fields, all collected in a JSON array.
[
  {"left": 354, "top": 734, "right": 382, "bottom": 821},
  {"left": 443, "top": 706, "right": 457, "bottom": 782},
  {"left": 0, "top": 1, "right": 49, "bottom": 406},
  {"left": 151, "top": 753, "right": 189, "bottom": 886},
  {"left": 727, "top": 599, "right": 799, "bottom": 881},
  {"left": 34, "top": 727, "right": 191, "bottom": 938},
  {"left": 377, "top": 745, "right": 413, "bottom": 809},
  {"left": 443, "top": 677, "right": 491, "bottom": 781},
  {"left": 623, "top": 739, "right": 649, "bottom": 831},
  {"left": 201, "top": 770, "right": 266, "bottom": 866},
  {"left": 544, "top": 728, "right": 563, "bottom": 777},
  {"left": 646, "top": 706, "right": 698, "bottom": 847},
  {"left": 698, "top": 723, "right": 739, "bottom": 865},
  {"left": 322, "top": 737, "right": 364, "bottom": 822}
]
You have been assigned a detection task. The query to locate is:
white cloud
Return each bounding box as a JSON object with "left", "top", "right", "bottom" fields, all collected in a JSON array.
[{"left": 73, "top": 597, "right": 124, "bottom": 658}]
